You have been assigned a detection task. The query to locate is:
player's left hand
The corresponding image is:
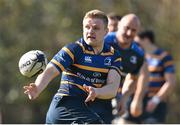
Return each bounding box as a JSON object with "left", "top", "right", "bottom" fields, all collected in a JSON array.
[{"left": 83, "top": 84, "right": 97, "bottom": 102}]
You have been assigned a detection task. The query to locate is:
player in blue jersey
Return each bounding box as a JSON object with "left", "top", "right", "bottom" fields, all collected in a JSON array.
[
  {"left": 107, "top": 12, "right": 122, "bottom": 33},
  {"left": 104, "top": 14, "right": 148, "bottom": 123},
  {"left": 23, "top": 9, "right": 123, "bottom": 124},
  {"left": 122, "top": 30, "right": 176, "bottom": 123}
]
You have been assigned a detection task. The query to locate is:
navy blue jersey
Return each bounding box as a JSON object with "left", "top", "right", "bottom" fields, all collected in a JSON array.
[
  {"left": 146, "top": 48, "right": 175, "bottom": 97},
  {"left": 104, "top": 32, "right": 144, "bottom": 94},
  {"left": 50, "top": 38, "right": 122, "bottom": 98}
]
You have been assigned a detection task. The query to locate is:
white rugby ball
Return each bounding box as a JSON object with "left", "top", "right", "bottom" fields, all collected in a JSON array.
[{"left": 18, "top": 50, "right": 48, "bottom": 77}]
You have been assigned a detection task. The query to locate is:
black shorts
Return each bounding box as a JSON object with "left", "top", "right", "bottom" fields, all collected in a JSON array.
[
  {"left": 122, "top": 95, "right": 167, "bottom": 124},
  {"left": 46, "top": 94, "right": 104, "bottom": 124}
]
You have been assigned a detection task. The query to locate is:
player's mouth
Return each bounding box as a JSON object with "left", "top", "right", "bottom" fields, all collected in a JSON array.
[{"left": 87, "top": 36, "right": 96, "bottom": 39}]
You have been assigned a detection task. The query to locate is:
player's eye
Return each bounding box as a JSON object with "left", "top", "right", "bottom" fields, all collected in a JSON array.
[
  {"left": 85, "top": 25, "right": 90, "bottom": 29},
  {"left": 93, "top": 26, "right": 100, "bottom": 30}
]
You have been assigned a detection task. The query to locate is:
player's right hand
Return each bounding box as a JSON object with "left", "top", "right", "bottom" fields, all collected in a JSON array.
[{"left": 23, "top": 83, "right": 39, "bottom": 100}]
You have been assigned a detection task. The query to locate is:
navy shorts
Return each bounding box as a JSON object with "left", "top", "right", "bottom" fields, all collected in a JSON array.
[
  {"left": 46, "top": 94, "right": 104, "bottom": 124},
  {"left": 87, "top": 99, "right": 113, "bottom": 124},
  {"left": 122, "top": 95, "right": 167, "bottom": 124}
]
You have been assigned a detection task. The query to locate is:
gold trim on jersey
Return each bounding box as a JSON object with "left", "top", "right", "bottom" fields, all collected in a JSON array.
[
  {"left": 51, "top": 59, "right": 65, "bottom": 71},
  {"left": 63, "top": 71, "right": 79, "bottom": 77},
  {"left": 114, "top": 57, "right": 122, "bottom": 62},
  {"left": 61, "top": 81, "right": 86, "bottom": 92},
  {"left": 76, "top": 41, "right": 85, "bottom": 51},
  {"left": 93, "top": 83, "right": 103, "bottom": 88},
  {"left": 76, "top": 41, "right": 115, "bottom": 55},
  {"left": 148, "top": 66, "right": 163, "bottom": 72},
  {"left": 100, "top": 47, "right": 114, "bottom": 56},
  {"left": 73, "top": 64, "right": 108, "bottom": 73},
  {"left": 149, "top": 76, "right": 165, "bottom": 82},
  {"left": 164, "top": 60, "right": 174, "bottom": 67},
  {"left": 62, "top": 47, "right": 74, "bottom": 62}
]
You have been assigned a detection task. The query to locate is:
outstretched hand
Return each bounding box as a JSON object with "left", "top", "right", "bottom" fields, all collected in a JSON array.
[
  {"left": 23, "top": 83, "right": 39, "bottom": 100},
  {"left": 83, "top": 84, "right": 97, "bottom": 102}
]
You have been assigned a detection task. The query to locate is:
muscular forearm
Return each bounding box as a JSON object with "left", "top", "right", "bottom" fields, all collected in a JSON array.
[
  {"left": 95, "top": 69, "right": 121, "bottom": 99},
  {"left": 134, "top": 63, "right": 149, "bottom": 101},
  {"left": 121, "top": 74, "right": 137, "bottom": 102},
  {"left": 35, "top": 64, "right": 59, "bottom": 95},
  {"left": 95, "top": 83, "right": 119, "bottom": 99}
]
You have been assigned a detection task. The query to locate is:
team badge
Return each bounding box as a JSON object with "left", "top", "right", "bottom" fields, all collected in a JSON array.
[
  {"left": 130, "top": 56, "right": 137, "bottom": 64},
  {"left": 104, "top": 57, "right": 111, "bottom": 66}
]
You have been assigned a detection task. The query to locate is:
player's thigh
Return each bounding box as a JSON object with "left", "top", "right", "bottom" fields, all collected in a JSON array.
[{"left": 46, "top": 95, "right": 103, "bottom": 124}]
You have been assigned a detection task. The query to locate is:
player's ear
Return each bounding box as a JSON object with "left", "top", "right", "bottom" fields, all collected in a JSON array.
[{"left": 105, "top": 27, "right": 108, "bottom": 35}]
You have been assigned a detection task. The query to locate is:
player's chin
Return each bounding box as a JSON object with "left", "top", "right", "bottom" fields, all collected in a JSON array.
[{"left": 86, "top": 39, "right": 96, "bottom": 46}]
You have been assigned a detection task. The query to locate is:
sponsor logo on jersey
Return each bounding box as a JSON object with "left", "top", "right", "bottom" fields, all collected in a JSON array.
[
  {"left": 93, "top": 72, "right": 102, "bottom": 77},
  {"left": 130, "top": 56, "right": 137, "bottom": 64},
  {"left": 104, "top": 57, "right": 111, "bottom": 66},
  {"left": 84, "top": 56, "right": 92, "bottom": 63}
]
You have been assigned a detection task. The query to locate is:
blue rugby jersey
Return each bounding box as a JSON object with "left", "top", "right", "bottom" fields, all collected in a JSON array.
[
  {"left": 104, "top": 32, "right": 144, "bottom": 94},
  {"left": 50, "top": 38, "right": 122, "bottom": 98},
  {"left": 146, "top": 48, "right": 175, "bottom": 97}
]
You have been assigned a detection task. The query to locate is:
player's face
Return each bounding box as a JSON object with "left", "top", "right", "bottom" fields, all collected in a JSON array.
[
  {"left": 117, "top": 17, "right": 139, "bottom": 46},
  {"left": 108, "top": 18, "right": 118, "bottom": 32},
  {"left": 83, "top": 17, "right": 108, "bottom": 48}
]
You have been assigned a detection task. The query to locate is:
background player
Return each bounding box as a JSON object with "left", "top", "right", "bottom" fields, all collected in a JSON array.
[
  {"left": 122, "top": 30, "right": 176, "bottom": 123},
  {"left": 107, "top": 12, "right": 122, "bottom": 33},
  {"left": 104, "top": 13, "right": 147, "bottom": 123}
]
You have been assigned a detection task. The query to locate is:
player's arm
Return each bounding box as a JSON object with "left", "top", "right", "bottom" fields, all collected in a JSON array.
[
  {"left": 84, "top": 69, "right": 121, "bottom": 102},
  {"left": 146, "top": 72, "right": 176, "bottom": 112},
  {"left": 146, "top": 54, "right": 176, "bottom": 112},
  {"left": 23, "top": 43, "right": 81, "bottom": 100},
  {"left": 121, "top": 73, "right": 137, "bottom": 101},
  {"left": 157, "top": 73, "right": 176, "bottom": 100},
  {"left": 130, "top": 62, "right": 149, "bottom": 116},
  {"left": 24, "top": 63, "right": 59, "bottom": 100}
]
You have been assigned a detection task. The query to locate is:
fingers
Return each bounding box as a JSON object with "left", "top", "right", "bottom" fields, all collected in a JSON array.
[
  {"left": 83, "top": 84, "right": 90, "bottom": 92},
  {"left": 23, "top": 83, "right": 37, "bottom": 100},
  {"left": 85, "top": 92, "right": 95, "bottom": 102},
  {"left": 83, "top": 84, "right": 96, "bottom": 102}
]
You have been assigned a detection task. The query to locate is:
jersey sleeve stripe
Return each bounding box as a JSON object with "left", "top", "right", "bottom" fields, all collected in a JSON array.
[
  {"left": 148, "top": 66, "right": 163, "bottom": 72},
  {"left": 62, "top": 47, "right": 74, "bottom": 61},
  {"left": 163, "top": 60, "right": 174, "bottom": 67},
  {"left": 149, "top": 76, "right": 165, "bottom": 82},
  {"left": 73, "top": 64, "right": 108, "bottom": 73},
  {"left": 63, "top": 71, "right": 79, "bottom": 77},
  {"left": 51, "top": 59, "right": 65, "bottom": 71}
]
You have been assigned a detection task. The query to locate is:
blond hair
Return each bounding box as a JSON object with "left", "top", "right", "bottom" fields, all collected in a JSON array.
[{"left": 83, "top": 9, "right": 108, "bottom": 28}]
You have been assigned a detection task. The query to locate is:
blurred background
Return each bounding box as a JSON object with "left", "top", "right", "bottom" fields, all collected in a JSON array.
[{"left": 0, "top": 0, "right": 180, "bottom": 123}]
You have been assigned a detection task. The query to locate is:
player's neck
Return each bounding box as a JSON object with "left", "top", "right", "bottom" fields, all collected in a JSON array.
[
  {"left": 92, "top": 43, "right": 104, "bottom": 54},
  {"left": 117, "top": 41, "right": 131, "bottom": 49}
]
